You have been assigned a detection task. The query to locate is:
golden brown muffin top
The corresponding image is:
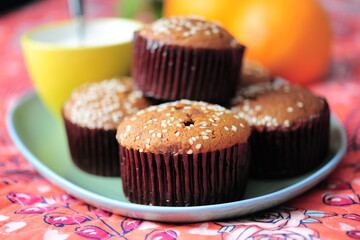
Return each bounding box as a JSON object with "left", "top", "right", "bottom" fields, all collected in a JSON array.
[
  {"left": 63, "top": 77, "right": 151, "bottom": 130},
  {"left": 117, "top": 100, "right": 250, "bottom": 154},
  {"left": 241, "top": 60, "right": 274, "bottom": 87},
  {"left": 231, "top": 82, "right": 326, "bottom": 128},
  {"left": 139, "top": 16, "right": 241, "bottom": 49}
]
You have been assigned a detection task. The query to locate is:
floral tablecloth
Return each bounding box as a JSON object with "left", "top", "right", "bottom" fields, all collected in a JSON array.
[{"left": 0, "top": 0, "right": 360, "bottom": 239}]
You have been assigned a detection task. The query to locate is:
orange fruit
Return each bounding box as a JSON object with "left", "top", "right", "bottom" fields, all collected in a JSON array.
[{"left": 222, "top": 0, "right": 332, "bottom": 84}]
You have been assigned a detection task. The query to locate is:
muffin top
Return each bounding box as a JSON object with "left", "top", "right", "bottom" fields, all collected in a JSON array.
[
  {"left": 139, "top": 16, "right": 241, "bottom": 49},
  {"left": 117, "top": 100, "right": 250, "bottom": 154},
  {"left": 241, "top": 60, "right": 274, "bottom": 87},
  {"left": 231, "top": 82, "right": 326, "bottom": 128},
  {"left": 63, "top": 77, "right": 151, "bottom": 130}
]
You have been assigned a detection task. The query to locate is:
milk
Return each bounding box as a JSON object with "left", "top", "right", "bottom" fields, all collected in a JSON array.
[{"left": 30, "top": 18, "right": 142, "bottom": 48}]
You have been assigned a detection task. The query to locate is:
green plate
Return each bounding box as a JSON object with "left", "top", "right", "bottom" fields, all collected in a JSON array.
[{"left": 7, "top": 92, "right": 347, "bottom": 222}]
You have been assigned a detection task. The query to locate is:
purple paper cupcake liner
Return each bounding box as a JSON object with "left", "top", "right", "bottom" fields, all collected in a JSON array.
[
  {"left": 132, "top": 32, "right": 245, "bottom": 104},
  {"left": 63, "top": 116, "right": 120, "bottom": 176},
  {"left": 250, "top": 100, "right": 330, "bottom": 178},
  {"left": 120, "top": 143, "right": 250, "bottom": 206}
]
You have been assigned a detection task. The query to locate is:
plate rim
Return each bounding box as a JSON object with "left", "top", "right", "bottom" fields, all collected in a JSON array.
[{"left": 6, "top": 91, "right": 347, "bottom": 222}]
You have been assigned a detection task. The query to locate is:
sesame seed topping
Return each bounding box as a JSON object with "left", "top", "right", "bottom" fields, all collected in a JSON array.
[
  {"left": 126, "top": 125, "right": 131, "bottom": 132},
  {"left": 139, "top": 148, "right": 143, "bottom": 152},
  {"left": 196, "top": 144, "right": 202, "bottom": 149},
  {"left": 143, "top": 126, "right": 148, "bottom": 129},
  {"left": 152, "top": 133, "right": 156, "bottom": 138},
  {"left": 232, "top": 126, "right": 237, "bottom": 132},
  {"left": 255, "top": 105, "right": 262, "bottom": 111},
  {"left": 162, "top": 129, "right": 168, "bottom": 133},
  {"left": 242, "top": 105, "right": 250, "bottom": 111},
  {"left": 212, "top": 28, "right": 219, "bottom": 34},
  {"left": 297, "top": 101, "right": 304, "bottom": 108},
  {"left": 146, "top": 144, "right": 150, "bottom": 149},
  {"left": 189, "top": 139, "right": 194, "bottom": 145},
  {"left": 284, "top": 120, "right": 290, "bottom": 127},
  {"left": 201, "top": 132, "right": 208, "bottom": 135},
  {"left": 64, "top": 78, "right": 149, "bottom": 130},
  {"left": 224, "top": 126, "right": 229, "bottom": 131},
  {"left": 187, "top": 150, "right": 193, "bottom": 154},
  {"left": 206, "top": 130, "right": 212, "bottom": 133},
  {"left": 146, "top": 138, "right": 151, "bottom": 143},
  {"left": 231, "top": 82, "right": 325, "bottom": 129},
  {"left": 230, "top": 39, "right": 239, "bottom": 47},
  {"left": 157, "top": 133, "right": 162, "bottom": 138},
  {"left": 239, "top": 123, "right": 245, "bottom": 128},
  {"left": 149, "top": 130, "right": 154, "bottom": 134},
  {"left": 203, "top": 136, "right": 210, "bottom": 140},
  {"left": 147, "top": 17, "right": 224, "bottom": 42},
  {"left": 175, "top": 132, "right": 180, "bottom": 137},
  {"left": 135, "top": 136, "right": 140, "bottom": 140}
]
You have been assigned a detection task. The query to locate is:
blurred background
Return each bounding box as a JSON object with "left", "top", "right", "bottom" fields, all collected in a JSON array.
[
  {"left": 0, "top": 0, "right": 360, "bottom": 84},
  {"left": 0, "top": 0, "right": 359, "bottom": 92}
]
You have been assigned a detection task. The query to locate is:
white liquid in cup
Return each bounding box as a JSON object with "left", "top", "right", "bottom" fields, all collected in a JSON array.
[{"left": 30, "top": 18, "right": 142, "bottom": 48}]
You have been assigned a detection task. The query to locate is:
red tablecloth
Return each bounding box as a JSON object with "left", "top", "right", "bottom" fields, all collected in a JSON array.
[{"left": 1, "top": 0, "right": 360, "bottom": 239}]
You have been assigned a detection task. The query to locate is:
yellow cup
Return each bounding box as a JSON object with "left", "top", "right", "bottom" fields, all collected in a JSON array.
[{"left": 21, "top": 18, "right": 143, "bottom": 118}]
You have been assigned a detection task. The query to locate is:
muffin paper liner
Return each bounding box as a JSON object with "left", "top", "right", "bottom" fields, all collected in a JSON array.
[
  {"left": 63, "top": 116, "right": 120, "bottom": 176},
  {"left": 250, "top": 100, "right": 330, "bottom": 178},
  {"left": 132, "top": 32, "right": 245, "bottom": 104},
  {"left": 120, "top": 143, "right": 250, "bottom": 206}
]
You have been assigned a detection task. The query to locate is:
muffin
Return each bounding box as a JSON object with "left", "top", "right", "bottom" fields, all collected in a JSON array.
[
  {"left": 63, "top": 77, "right": 151, "bottom": 176},
  {"left": 117, "top": 100, "right": 251, "bottom": 206},
  {"left": 132, "top": 16, "right": 245, "bottom": 104},
  {"left": 231, "top": 82, "right": 330, "bottom": 178}
]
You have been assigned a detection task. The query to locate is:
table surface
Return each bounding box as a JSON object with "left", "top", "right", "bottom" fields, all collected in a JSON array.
[{"left": 0, "top": 0, "right": 360, "bottom": 239}]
